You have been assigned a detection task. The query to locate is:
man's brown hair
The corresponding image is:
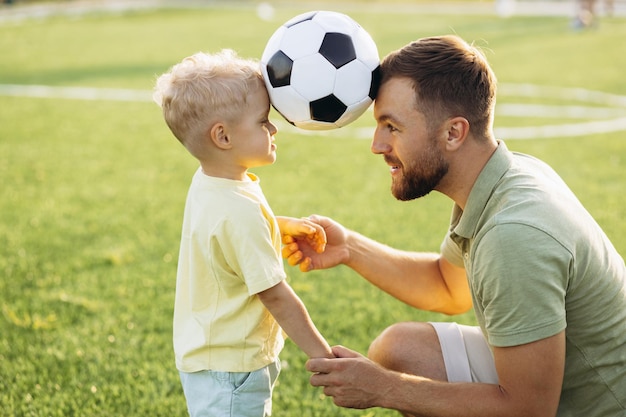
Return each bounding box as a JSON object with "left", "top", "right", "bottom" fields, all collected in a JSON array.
[{"left": 380, "top": 35, "right": 497, "bottom": 139}]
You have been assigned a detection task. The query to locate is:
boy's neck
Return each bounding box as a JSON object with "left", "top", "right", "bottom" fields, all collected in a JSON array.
[{"left": 200, "top": 160, "right": 248, "bottom": 181}]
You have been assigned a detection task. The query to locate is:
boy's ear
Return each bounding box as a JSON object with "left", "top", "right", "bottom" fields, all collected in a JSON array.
[
  {"left": 209, "top": 122, "right": 232, "bottom": 150},
  {"left": 444, "top": 116, "right": 470, "bottom": 151}
]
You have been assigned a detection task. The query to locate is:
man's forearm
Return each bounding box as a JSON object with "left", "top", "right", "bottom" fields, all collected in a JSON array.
[{"left": 344, "top": 231, "right": 468, "bottom": 314}]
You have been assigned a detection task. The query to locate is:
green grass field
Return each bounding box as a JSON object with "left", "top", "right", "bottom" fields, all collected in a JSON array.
[{"left": 0, "top": 2, "right": 624, "bottom": 416}]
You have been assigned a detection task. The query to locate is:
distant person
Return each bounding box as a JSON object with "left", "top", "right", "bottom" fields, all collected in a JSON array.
[
  {"left": 154, "top": 50, "right": 333, "bottom": 417},
  {"left": 573, "top": 0, "right": 614, "bottom": 28},
  {"left": 284, "top": 35, "right": 626, "bottom": 416}
]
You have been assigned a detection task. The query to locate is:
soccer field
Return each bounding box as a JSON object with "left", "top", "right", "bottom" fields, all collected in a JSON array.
[{"left": 0, "top": 2, "right": 624, "bottom": 416}]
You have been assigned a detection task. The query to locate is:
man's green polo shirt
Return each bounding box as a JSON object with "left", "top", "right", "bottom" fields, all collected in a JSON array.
[{"left": 440, "top": 141, "right": 625, "bottom": 416}]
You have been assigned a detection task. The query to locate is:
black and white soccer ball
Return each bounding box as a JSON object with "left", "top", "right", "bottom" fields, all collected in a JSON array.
[{"left": 261, "top": 10, "right": 381, "bottom": 130}]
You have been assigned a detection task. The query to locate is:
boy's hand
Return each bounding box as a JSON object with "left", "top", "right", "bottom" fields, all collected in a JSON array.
[
  {"left": 276, "top": 216, "right": 327, "bottom": 272},
  {"left": 281, "top": 215, "right": 349, "bottom": 273}
]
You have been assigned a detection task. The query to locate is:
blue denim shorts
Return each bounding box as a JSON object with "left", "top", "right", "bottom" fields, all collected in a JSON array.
[{"left": 179, "top": 361, "right": 281, "bottom": 417}]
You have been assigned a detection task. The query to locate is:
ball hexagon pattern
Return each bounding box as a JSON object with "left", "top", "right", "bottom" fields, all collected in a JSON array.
[{"left": 261, "top": 10, "right": 380, "bottom": 130}]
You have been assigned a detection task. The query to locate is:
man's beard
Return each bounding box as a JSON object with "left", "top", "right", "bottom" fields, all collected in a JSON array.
[{"left": 390, "top": 143, "right": 448, "bottom": 201}]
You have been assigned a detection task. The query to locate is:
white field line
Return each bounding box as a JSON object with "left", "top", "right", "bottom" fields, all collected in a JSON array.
[
  {"left": 496, "top": 103, "right": 626, "bottom": 119},
  {"left": 0, "top": 84, "right": 153, "bottom": 102},
  {"left": 494, "top": 116, "right": 626, "bottom": 139},
  {"left": 1, "top": 83, "right": 625, "bottom": 140},
  {"left": 499, "top": 83, "right": 626, "bottom": 107}
]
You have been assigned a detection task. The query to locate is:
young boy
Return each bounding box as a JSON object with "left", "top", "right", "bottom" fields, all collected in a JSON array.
[{"left": 153, "top": 50, "right": 334, "bottom": 417}]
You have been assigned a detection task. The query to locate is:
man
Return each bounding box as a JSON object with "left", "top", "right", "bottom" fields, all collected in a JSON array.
[{"left": 282, "top": 35, "right": 626, "bottom": 416}]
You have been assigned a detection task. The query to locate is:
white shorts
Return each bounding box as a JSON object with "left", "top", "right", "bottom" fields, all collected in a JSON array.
[{"left": 430, "top": 322, "right": 499, "bottom": 384}]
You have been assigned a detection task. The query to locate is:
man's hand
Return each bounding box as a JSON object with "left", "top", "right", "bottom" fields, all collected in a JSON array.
[{"left": 306, "top": 345, "right": 392, "bottom": 409}]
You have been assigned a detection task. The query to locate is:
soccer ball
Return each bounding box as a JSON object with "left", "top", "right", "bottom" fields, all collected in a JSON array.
[{"left": 261, "top": 10, "right": 381, "bottom": 130}]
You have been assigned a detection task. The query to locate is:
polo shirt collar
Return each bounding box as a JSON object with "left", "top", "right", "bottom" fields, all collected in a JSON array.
[{"left": 451, "top": 141, "right": 514, "bottom": 240}]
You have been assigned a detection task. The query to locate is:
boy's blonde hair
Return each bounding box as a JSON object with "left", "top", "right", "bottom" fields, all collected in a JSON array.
[{"left": 153, "top": 50, "right": 264, "bottom": 153}]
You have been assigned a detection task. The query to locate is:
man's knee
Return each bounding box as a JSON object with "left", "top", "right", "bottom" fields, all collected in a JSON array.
[
  {"left": 368, "top": 322, "right": 447, "bottom": 381},
  {"left": 368, "top": 322, "right": 415, "bottom": 367}
]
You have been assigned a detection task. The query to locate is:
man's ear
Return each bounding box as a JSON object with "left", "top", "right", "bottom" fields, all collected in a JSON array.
[
  {"left": 209, "top": 122, "right": 232, "bottom": 150},
  {"left": 445, "top": 117, "right": 470, "bottom": 151}
]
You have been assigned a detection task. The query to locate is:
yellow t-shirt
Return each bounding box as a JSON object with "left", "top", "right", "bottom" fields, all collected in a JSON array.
[{"left": 173, "top": 169, "right": 286, "bottom": 373}]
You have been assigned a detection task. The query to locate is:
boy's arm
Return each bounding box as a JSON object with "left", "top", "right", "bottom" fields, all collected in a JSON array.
[{"left": 258, "top": 280, "right": 334, "bottom": 359}]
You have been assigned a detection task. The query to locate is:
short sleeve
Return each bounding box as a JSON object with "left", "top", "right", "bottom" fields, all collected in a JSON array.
[
  {"left": 441, "top": 231, "right": 465, "bottom": 268},
  {"left": 472, "top": 223, "right": 569, "bottom": 347},
  {"left": 218, "top": 205, "right": 286, "bottom": 296}
]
